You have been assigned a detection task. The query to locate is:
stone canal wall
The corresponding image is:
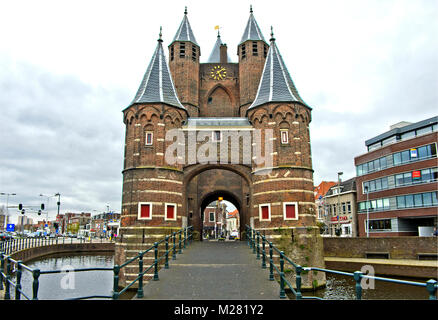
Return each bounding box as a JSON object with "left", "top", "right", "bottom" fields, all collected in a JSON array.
[
  {"left": 8, "top": 243, "right": 115, "bottom": 264},
  {"left": 323, "top": 236, "right": 437, "bottom": 259}
]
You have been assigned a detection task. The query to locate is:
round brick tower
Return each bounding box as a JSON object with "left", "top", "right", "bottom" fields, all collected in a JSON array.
[
  {"left": 168, "top": 7, "right": 200, "bottom": 117},
  {"left": 116, "top": 29, "right": 188, "bottom": 286},
  {"left": 238, "top": 6, "right": 269, "bottom": 116},
  {"left": 246, "top": 29, "right": 326, "bottom": 290}
]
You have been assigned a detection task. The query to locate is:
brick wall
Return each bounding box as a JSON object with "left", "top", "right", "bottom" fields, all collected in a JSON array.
[{"left": 323, "top": 236, "right": 438, "bottom": 259}]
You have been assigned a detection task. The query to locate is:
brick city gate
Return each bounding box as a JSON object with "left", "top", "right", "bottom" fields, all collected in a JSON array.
[{"left": 115, "top": 7, "right": 326, "bottom": 289}]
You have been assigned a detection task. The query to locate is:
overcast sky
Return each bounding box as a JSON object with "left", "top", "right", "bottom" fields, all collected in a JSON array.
[{"left": 1, "top": 0, "right": 437, "bottom": 223}]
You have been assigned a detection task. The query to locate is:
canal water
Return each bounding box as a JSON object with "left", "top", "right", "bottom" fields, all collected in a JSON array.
[
  {"left": 14, "top": 253, "right": 432, "bottom": 300},
  {"left": 295, "top": 273, "right": 432, "bottom": 300},
  {"left": 15, "top": 252, "right": 137, "bottom": 300}
]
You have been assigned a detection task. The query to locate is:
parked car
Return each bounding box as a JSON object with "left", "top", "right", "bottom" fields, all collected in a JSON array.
[
  {"left": 229, "top": 231, "right": 239, "bottom": 240},
  {"left": 0, "top": 233, "right": 12, "bottom": 241}
]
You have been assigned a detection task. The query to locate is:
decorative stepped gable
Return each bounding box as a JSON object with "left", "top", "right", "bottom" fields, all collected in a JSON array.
[
  {"left": 239, "top": 5, "right": 267, "bottom": 45},
  {"left": 207, "top": 32, "right": 230, "bottom": 63},
  {"left": 172, "top": 7, "right": 199, "bottom": 46},
  {"left": 129, "top": 29, "right": 186, "bottom": 112},
  {"left": 247, "top": 28, "right": 309, "bottom": 113}
]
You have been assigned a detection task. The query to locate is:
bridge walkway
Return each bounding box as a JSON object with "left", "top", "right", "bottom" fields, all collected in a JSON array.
[{"left": 134, "top": 240, "right": 281, "bottom": 300}]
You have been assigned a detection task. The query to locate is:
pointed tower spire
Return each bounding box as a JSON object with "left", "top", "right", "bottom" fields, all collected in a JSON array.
[
  {"left": 239, "top": 5, "right": 266, "bottom": 45},
  {"left": 247, "top": 30, "right": 309, "bottom": 113},
  {"left": 172, "top": 7, "right": 198, "bottom": 46},
  {"left": 207, "top": 32, "right": 230, "bottom": 63},
  {"left": 128, "top": 28, "right": 186, "bottom": 112}
]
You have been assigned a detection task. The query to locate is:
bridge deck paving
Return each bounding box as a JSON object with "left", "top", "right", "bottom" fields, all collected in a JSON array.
[{"left": 134, "top": 240, "right": 282, "bottom": 300}]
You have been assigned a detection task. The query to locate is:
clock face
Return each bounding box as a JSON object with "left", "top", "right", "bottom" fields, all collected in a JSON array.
[{"left": 210, "top": 65, "right": 227, "bottom": 80}]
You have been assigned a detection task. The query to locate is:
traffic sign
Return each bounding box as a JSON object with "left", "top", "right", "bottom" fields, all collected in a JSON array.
[{"left": 6, "top": 224, "right": 15, "bottom": 232}]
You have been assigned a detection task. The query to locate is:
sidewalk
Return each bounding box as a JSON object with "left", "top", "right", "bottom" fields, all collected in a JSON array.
[{"left": 135, "top": 241, "right": 281, "bottom": 300}]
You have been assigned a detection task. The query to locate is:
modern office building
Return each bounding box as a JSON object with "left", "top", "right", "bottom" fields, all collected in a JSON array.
[{"left": 355, "top": 116, "right": 438, "bottom": 237}]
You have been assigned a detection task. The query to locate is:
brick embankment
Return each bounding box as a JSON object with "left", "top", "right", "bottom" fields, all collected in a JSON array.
[{"left": 324, "top": 257, "right": 438, "bottom": 279}]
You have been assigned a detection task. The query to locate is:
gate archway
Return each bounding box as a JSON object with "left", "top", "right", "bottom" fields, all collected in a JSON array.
[{"left": 183, "top": 164, "right": 252, "bottom": 239}]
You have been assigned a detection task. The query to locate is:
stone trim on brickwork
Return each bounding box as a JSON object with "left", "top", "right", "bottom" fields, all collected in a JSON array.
[
  {"left": 138, "top": 202, "right": 153, "bottom": 220},
  {"left": 283, "top": 201, "right": 299, "bottom": 220},
  {"left": 251, "top": 165, "right": 314, "bottom": 174},
  {"left": 125, "top": 166, "right": 184, "bottom": 172},
  {"left": 253, "top": 189, "right": 314, "bottom": 196},
  {"left": 253, "top": 177, "right": 313, "bottom": 184},
  {"left": 258, "top": 203, "right": 271, "bottom": 221}
]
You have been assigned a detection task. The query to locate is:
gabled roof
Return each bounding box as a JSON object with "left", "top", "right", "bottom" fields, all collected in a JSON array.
[
  {"left": 246, "top": 29, "right": 309, "bottom": 113},
  {"left": 207, "top": 33, "right": 230, "bottom": 63},
  {"left": 171, "top": 7, "right": 199, "bottom": 46},
  {"left": 325, "top": 178, "right": 356, "bottom": 197},
  {"left": 128, "top": 30, "right": 186, "bottom": 112},
  {"left": 239, "top": 6, "right": 267, "bottom": 45},
  {"left": 227, "top": 209, "right": 239, "bottom": 218}
]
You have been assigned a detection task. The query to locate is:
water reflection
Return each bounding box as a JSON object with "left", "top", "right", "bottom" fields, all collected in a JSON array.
[
  {"left": 17, "top": 252, "right": 115, "bottom": 300},
  {"left": 292, "top": 274, "right": 431, "bottom": 300}
]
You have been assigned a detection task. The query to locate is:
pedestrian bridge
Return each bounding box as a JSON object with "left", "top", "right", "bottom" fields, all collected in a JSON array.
[
  {"left": 134, "top": 241, "right": 280, "bottom": 300},
  {"left": 1, "top": 226, "right": 437, "bottom": 300}
]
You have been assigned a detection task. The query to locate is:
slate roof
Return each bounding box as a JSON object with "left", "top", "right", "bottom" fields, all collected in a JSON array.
[
  {"left": 325, "top": 178, "right": 356, "bottom": 197},
  {"left": 172, "top": 8, "right": 199, "bottom": 46},
  {"left": 128, "top": 33, "right": 186, "bottom": 111},
  {"left": 365, "top": 116, "right": 438, "bottom": 147},
  {"left": 207, "top": 33, "right": 231, "bottom": 63},
  {"left": 247, "top": 31, "right": 309, "bottom": 113},
  {"left": 239, "top": 6, "right": 267, "bottom": 45}
]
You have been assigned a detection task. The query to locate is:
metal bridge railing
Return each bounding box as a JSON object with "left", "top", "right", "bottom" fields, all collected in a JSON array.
[
  {"left": 245, "top": 225, "right": 437, "bottom": 300},
  {"left": 0, "top": 226, "right": 193, "bottom": 300},
  {"left": 0, "top": 236, "right": 115, "bottom": 256}
]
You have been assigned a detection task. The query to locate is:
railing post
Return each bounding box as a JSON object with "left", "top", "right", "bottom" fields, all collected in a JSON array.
[
  {"left": 165, "top": 236, "right": 169, "bottom": 269},
  {"left": 279, "top": 251, "right": 286, "bottom": 299},
  {"left": 5, "top": 257, "right": 11, "bottom": 300},
  {"left": 15, "top": 261, "right": 23, "bottom": 300},
  {"left": 112, "top": 265, "right": 120, "bottom": 300},
  {"left": 32, "top": 268, "right": 40, "bottom": 300},
  {"left": 354, "top": 271, "right": 363, "bottom": 300},
  {"left": 256, "top": 233, "right": 260, "bottom": 260},
  {"left": 246, "top": 226, "right": 250, "bottom": 247},
  {"left": 269, "top": 242, "right": 274, "bottom": 281},
  {"left": 0, "top": 253, "right": 4, "bottom": 291},
  {"left": 183, "top": 228, "right": 187, "bottom": 249},
  {"left": 295, "top": 265, "right": 303, "bottom": 300},
  {"left": 153, "top": 242, "right": 159, "bottom": 281},
  {"left": 261, "top": 236, "right": 266, "bottom": 269},
  {"left": 172, "top": 232, "right": 177, "bottom": 260},
  {"left": 426, "top": 279, "right": 437, "bottom": 300},
  {"left": 137, "top": 253, "right": 144, "bottom": 298},
  {"left": 252, "top": 230, "right": 256, "bottom": 254},
  {"left": 178, "top": 231, "right": 182, "bottom": 254}
]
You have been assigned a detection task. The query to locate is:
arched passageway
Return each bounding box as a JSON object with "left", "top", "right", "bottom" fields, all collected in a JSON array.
[{"left": 183, "top": 164, "right": 252, "bottom": 239}]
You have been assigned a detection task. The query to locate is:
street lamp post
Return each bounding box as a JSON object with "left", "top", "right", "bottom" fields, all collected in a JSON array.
[
  {"left": 365, "top": 186, "right": 369, "bottom": 238},
  {"left": 337, "top": 172, "right": 343, "bottom": 236},
  {"left": 1, "top": 192, "right": 16, "bottom": 231}
]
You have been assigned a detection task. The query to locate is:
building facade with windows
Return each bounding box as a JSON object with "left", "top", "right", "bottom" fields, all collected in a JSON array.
[
  {"left": 323, "top": 178, "right": 357, "bottom": 237},
  {"left": 314, "top": 181, "right": 337, "bottom": 226},
  {"left": 355, "top": 116, "right": 438, "bottom": 237}
]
